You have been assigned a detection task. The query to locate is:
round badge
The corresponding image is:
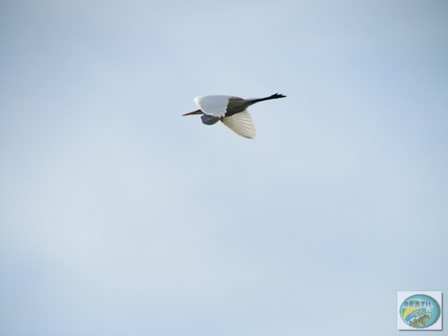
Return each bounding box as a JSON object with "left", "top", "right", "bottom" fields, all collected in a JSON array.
[{"left": 399, "top": 294, "right": 441, "bottom": 328}]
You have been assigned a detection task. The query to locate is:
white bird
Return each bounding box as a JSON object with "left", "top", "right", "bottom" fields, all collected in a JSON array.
[{"left": 182, "top": 93, "right": 286, "bottom": 139}]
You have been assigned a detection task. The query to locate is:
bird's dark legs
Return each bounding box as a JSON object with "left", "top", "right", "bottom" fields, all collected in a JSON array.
[{"left": 248, "top": 93, "right": 286, "bottom": 105}]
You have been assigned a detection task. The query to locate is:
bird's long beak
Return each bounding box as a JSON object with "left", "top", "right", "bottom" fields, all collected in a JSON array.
[{"left": 182, "top": 109, "right": 202, "bottom": 116}]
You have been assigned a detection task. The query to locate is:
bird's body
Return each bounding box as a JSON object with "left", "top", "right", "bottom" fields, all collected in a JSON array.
[{"left": 183, "top": 93, "right": 286, "bottom": 139}]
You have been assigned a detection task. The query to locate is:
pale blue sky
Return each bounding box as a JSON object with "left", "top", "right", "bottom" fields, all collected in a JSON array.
[{"left": 1, "top": 1, "right": 447, "bottom": 335}]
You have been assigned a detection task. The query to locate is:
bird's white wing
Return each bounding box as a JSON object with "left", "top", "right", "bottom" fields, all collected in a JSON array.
[
  {"left": 221, "top": 110, "right": 256, "bottom": 139},
  {"left": 194, "top": 95, "right": 235, "bottom": 118}
]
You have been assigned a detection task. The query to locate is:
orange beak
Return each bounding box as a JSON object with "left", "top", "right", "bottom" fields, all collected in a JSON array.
[{"left": 182, "top": 109, "right": 202, "bottom": 116}]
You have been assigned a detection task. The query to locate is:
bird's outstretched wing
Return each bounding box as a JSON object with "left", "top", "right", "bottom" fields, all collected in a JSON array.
[
  {"left": 194, "top": 95, "right": 237, "bottom": 118},
  {"left": 221, "top": 110, "right": 256, "bottom": 139}
]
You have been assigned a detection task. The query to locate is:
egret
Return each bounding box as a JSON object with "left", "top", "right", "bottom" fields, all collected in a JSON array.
[{"left": 182, "top": 93, "right": 286, "bottom": 139}]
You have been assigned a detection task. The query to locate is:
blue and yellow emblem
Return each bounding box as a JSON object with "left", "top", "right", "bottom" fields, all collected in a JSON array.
[{"left": 399, "top": 294, "right": 441, "bottom": 329}]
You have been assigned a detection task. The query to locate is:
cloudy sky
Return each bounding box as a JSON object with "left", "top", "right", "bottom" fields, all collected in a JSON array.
[{"left": 1, "top": 1, "right": 447, "bottom": 335}]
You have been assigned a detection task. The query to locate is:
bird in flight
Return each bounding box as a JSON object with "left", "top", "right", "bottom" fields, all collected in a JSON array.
[{"left": 182, "top": 93, "right": 286, "bottom": 139}]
